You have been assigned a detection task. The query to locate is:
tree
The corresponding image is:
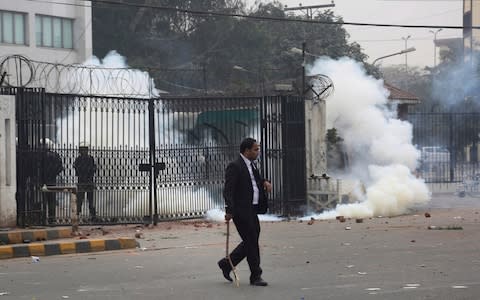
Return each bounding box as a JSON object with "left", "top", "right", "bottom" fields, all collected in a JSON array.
[{"left": 92, "top": 0, "right": 373, "bottom": 95}]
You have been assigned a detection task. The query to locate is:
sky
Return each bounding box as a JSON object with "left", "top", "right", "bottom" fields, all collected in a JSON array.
[{"left": 249, "top": 0, "right": 463, "bottom": 68}]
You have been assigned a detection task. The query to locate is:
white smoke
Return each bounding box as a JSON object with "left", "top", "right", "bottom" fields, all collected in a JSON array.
[
  {"left": 432, "top": 60, "right": 479, "bottom": 107},
  {"left": 56, "top": 51, "right": 220, "bottom": 217},
  {"left": 205, "top": 208, "right": 284, "bottom": 222},
  {"left": 304, "top": 57, "right": 431, "bottom": 220}
]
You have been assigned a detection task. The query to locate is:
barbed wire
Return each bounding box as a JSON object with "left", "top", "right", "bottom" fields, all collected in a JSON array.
[{"left": 0, "top": 55, "right": 160, "bottom": 97}]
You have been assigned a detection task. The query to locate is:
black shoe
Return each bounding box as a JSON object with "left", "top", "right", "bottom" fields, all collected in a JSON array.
[
  {"left": 250, "top": 277, "right": 268, "bottom": 286},
  {"left": 217, "top": 259, "right": 233, "bottom": 282}
]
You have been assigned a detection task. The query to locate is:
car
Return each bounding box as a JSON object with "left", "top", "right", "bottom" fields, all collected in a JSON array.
[
  {"left": 421, "top": 146, "right": 450, "bottom": 163},
  {"left": 420, "top": 146, "right": 450, "bottom": 172}
]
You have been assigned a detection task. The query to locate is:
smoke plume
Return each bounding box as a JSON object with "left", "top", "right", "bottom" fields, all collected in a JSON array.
[{"left": 304, "top": 57, "right": 430, "bottom": 220}]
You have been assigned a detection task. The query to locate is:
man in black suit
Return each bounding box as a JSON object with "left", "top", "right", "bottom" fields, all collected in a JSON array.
[{"left": 217, "top": 138, "right": 272, "bottom": 286}]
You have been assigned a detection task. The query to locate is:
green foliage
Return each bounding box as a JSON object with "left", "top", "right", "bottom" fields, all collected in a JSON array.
[
  {"left": 92, "top": 0, "right": 372, "bottom": 95},
  {"left": 326, "top": 128, "right": 342, "bottom": 145}
]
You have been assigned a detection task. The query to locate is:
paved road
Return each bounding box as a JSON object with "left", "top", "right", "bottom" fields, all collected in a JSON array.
[{"left": 1, "top": 199, "right": 480, "bottom": 299}]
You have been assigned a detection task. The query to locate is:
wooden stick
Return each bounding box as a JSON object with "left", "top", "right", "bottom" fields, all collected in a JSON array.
[{"left": 226, "top": 221, "right": 240, "bottom": 287}]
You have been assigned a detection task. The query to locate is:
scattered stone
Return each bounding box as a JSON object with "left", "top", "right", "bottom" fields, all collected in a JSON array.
[
  {"left": 355, "top": 219, "right": 363, "bottom": 223},
  {"left": 411, "top": 240, "right": 416, "bottom": 243},
  {"left": 307, "top": 219, "right": 315, "bottom": 225},
  {"left": 135, "top": 231, "right": 144, "bottom": 239},
  {"left": 78, "top": 235, "right": 88, "bottom": 240},
  {"left": 337, "top": 216, "right": 346, "bottom": 223},
  {"left": 424, "top": 212, "right": 431, "bottom": 218},
  {"left": 345, "top": 226, "right": 351, "bottom": 230},
  {"left": 207, "top": 224, "right": 213, "bottom": 228},
  {"left": 428, "top": 225, "right": 463, "bottom": 230}
]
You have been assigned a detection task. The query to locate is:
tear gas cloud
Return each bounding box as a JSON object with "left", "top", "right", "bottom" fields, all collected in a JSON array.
[
  {"left": 206, "top": 208, "right": 284, "bottom": 222},
  {"left": 303, "top": 57, "right": 431, "bottom": 220},
  {"left": 57, "top": 51, "right": 220, "bottom": 216},
  {"left": 432, "top": 60, "right": 480, "bottom": 107}
]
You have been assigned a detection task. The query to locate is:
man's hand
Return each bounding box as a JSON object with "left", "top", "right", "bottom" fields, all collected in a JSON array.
[
  {"left": 263, "top": 181, "right": 272, "bottom": 193},
  {"left": 225, "top": 213, "right": 233, "bottom": 221}
]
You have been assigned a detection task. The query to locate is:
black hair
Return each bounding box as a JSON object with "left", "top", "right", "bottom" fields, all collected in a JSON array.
[{"left": 240, "top": 138, "right": 257, "bottom": 154}]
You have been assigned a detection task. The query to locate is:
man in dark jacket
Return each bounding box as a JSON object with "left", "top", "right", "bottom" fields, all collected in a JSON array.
[
  {"left": 43, "top": 148, "right": 63, "bottom": 223},
  {"left": 74, "top": 146, "right": 96, "bottom": 219},
  {"left": 217, "top": 137, "right": 272, "bottom": 286}
]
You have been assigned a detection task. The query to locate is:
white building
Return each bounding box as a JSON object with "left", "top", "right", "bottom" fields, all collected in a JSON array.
[{"left": 0, "top": 0, "right": 92, "bottom": 64}]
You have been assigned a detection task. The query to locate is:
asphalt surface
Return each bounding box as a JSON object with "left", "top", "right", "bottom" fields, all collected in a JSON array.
[{"left": 0, "top": 193, "right": 479, "bottom": 299}]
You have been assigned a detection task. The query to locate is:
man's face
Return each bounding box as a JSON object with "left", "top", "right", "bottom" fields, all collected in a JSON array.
[{"left": 244, "top": 142, "right": 260, "bottom": 161}]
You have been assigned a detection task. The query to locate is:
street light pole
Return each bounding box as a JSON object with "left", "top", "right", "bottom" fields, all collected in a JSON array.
[
  {"left": 401, "top": 35, "right": 411, "bottom": 72},
  {"left": 429, "top": 28, "right": 443, "bottom": 68},
  {"left": 372, "top": 47, "right": 416, "bottom": 65}
]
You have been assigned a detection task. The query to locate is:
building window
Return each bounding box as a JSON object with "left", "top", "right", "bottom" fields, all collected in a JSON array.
[
  {"left": 36, "top": 15, "right": 73, "bottom": 49},
  {"left": 0, "top": 10, "right": 26, "bottom": 45}
]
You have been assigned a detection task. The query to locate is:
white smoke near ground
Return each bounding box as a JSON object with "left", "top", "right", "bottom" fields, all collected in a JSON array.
[
  {"left": 302, "top": 57, "right": 431, "bottom": 220},
  {"left": 205, "top": 208, "right": 284, "bottom": 222}
]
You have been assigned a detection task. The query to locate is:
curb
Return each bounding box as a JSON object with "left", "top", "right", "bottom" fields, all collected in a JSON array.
[
  {"left": 0, "top": 228, "right": 72, "bottom": 245},
  {"left": 0, "top": 238, "right": 138, "bottom": 259}
]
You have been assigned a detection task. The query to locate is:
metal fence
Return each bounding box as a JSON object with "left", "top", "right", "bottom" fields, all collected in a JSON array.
[
  {"left": 408, "top": 112, "right": 480, "bottom": 183},
  {"left": 10, "top": 88, "right": 306, "bottom": 226}
]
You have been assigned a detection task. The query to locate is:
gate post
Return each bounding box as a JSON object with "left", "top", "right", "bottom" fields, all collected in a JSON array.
[
  {"left": 0, "top": 95, "right": 16, "bottom": 227},
  {"left": 305, "top": 98, "right": 327, "bottom": 178}
]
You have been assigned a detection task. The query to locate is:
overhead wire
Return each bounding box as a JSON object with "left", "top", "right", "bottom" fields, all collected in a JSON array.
[{"left": 25, "top": 0, "right": 473, "bottom": 29}]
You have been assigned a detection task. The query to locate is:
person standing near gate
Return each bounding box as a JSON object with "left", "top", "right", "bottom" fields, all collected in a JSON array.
[
  {"left": 217, "top": 137, "right": 272, "bottom": 286},
  {"left": 74, "top": 145, "right": 97, "bottom": 220},
  {"left": 42, "top": 139, "right": 63, "bottom": 223}
]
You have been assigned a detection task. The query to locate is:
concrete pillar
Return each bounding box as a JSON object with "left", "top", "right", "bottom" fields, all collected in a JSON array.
[
  {"left": 0, "top": 95, "right": 16, "bottom": 228},
  {"left": 305, "top": 98, "right": 330, "bottom": 212},
  {"left": 305, "top": 99, "right": 327, "bottom": 177}
]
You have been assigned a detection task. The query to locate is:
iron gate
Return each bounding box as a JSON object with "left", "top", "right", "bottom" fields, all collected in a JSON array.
[
  {"left": 408, "top": 111, "right": 480, "bottom": 183},
  {"left": 9, "top": 88, "right": 306, "bottom": 226}
]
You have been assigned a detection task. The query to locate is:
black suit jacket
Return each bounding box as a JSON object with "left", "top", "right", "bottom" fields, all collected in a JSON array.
[{"left": 223, "top": 156, "right": 268, "bottom": 216}]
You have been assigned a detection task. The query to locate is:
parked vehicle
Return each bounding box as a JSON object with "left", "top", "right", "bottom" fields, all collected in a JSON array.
[{"left": 420, "top": 146, "right": 450, "bottom": 173}]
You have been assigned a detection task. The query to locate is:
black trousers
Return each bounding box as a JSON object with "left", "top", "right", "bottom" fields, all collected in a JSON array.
[
  {"left": 46, "top": 193, "right": 56, "bottom": 220},
  {"left": 77, "top": 191, "right": 96, "bottom": 217},
  {"left": 230, "top": 206, "right": 262, "bottom": 280}
]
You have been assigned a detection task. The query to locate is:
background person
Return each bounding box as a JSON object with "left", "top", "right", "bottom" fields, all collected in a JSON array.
[
  {"left": 74, "top": 145, "right": 97, "bottom": 219},
  {"left": 43, "top": 142, "right": 63, "bottom": 223}
]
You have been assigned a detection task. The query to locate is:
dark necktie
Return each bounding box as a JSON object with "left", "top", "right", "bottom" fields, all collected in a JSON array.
[{"left": 251, "top": 162, "right": 260, "bottom": 181}]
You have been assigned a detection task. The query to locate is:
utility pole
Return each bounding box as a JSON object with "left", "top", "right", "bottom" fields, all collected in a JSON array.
[{"left": 284, "top": 2, "right": 335, "bottom": 19}]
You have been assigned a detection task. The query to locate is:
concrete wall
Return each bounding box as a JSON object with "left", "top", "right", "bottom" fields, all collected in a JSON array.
[
  {"left": 0, "top": 0, "right": 92, "bottom": 64},
  {"left": 0, "top": 95, "right": 16, "bottom": 227}
]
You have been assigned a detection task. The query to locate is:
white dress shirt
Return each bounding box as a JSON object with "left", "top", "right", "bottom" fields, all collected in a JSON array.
[{"left": 240, "top": 153, "right": 259, "bottom": 205}]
